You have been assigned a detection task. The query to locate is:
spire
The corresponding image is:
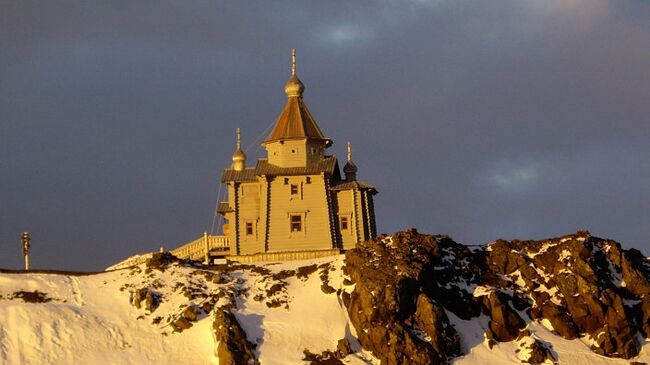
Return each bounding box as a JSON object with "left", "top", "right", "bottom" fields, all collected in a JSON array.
[
  {"left": 343, "top": 141, "right": 358, "bottom": 181},
  {"left": 347, "top": 141, "right": 352, "bottom": 161},
  {"left": 263, "top": 49, "right": 332, "bottom": 146},
  {"left": 231, "top": 128, "right": 246, "bottom": 171}
]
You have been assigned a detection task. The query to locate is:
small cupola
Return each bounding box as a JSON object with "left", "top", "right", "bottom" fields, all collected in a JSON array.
[
  {"left": 343, "top": 141, "right": 358, "bottom": 181},
  {"left": 231, "top": 128, "right": 246, "bottom": 172},
  {"left": 284, "top": 49, "right": 304, "bottom": 98}
]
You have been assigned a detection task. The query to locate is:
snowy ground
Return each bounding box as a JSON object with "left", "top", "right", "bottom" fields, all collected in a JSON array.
[{"left": 1, "top": 255, "right": 649, "bottom": 364}]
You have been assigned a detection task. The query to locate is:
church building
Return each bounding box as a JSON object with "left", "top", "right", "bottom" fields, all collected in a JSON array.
[{"left": 218, "top": 50, "right": 377, "bottom": 256}]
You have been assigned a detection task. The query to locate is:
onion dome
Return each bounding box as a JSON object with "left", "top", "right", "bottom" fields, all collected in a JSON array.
[
  {"left": 284, "top": 49, "right": 304, "bottom": 97},
  {"left": 231, "top": 128, "right": 246, "bottom": 171}
]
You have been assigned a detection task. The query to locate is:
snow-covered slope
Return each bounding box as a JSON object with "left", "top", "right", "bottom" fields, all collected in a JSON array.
[
  {"left": 0, "top": 255, "right": 377, "bottom": 365},
  {"left": 2, "top": 235, "right": 650, "bottom": 365}
]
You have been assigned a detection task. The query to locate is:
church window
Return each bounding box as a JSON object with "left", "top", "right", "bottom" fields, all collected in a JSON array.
[
  {"left": 290, "top": 214, "right": 302, "bottom": 232},
  {"left": 340, "top": 216, "right": 349, "bottom": 230},
  {"left": 245, "top": 222, "right": 254, "bottom": 236},
  {"left": 290, "top": 184, "right": 299, "bottom": 195}
]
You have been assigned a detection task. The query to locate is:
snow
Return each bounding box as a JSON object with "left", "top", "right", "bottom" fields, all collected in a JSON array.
[
  {"left": 448, "top": 312, "right": 650, "bottom": 365},
  {"left": 3, "top": 254, "right": 650, "bottom": 365},
  {"left": 231, "top": 256, "right": 379, "bottom": 365},
  {"left": 105, "top": 252, "right": 154, "bottom": 271},
  {"left": 472, "top": 285, "right": 493, "bottom": 297},
  {"left": 0, "top": 256, "right": 382, "bottom": 365},
  {"left": 0, "top": 270, "right": 216, "bottom": 365}
]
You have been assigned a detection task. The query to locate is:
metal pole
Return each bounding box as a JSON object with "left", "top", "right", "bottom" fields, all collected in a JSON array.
[
  {"left": 204, "top": 231, "right": 209, "bottom": 265},
  {"left": 21, "top": 232, "right": 31, "bottom": 270}
]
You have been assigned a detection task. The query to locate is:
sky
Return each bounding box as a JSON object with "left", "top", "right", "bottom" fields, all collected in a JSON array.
[{"left": 1, "top": 0, "right": 649, "bottom": 271}]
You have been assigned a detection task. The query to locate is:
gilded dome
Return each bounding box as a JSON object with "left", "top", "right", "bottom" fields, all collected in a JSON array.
[
  {"left": 231, "top": 128, "right": 246, "bottom": 171},
  {"left": 284, "top": 74, "right": 304, "bottom": 97},
  {"left": 284, "top": 49, "right": 304, "bottom": 97},
  {"left": 232, "top": 148, "right": 246, "bottom": 163}
]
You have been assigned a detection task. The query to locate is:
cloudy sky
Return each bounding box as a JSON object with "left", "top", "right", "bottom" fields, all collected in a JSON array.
[{"left": 1, "top": 1, "right": 649, "bottom": 271}]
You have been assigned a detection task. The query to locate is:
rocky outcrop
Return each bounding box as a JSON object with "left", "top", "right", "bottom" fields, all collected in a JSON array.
[
  {"left": 486, "top": 231, "right": 646, "bottom": 358},
  {"left": 482, "top": 290, "right": 525, "bottom": 342},
  {"left": 343, "top": 229, "right": 462, "bottom": 365},
  {"left": 344, "top": 229, "right": 650, "bottom": 363},
  {"left": 212, "top": 307, "right": 258, "bottom": 365}
]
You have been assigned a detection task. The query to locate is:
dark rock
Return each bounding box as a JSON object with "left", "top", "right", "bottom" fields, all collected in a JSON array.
[
  {"left": 482, "top": 291, "right": 525, "bottom": 342},
  {"left": 344, "top": 231, "right": 457, "bottom": 364},
  {"left": 213, "top": 308, "right": 258, "bottom": 365},
  {"left": 303, "top": 349, "right": 343, "bottom": 365},
  {"left": 182, "top": 306, "right": 200, "bottom": 321},
  {"left": 172, "top": 317, "right": 192, "bottom": 331},
  {"left": 296, "top": 264, "right": 319, "bottom": 280},
  {"left": 414, "top": 293, "right": 461, "bottom": 356},
  {"left": 321, "top": 283, "right": 336, "bottom": 294},
  {"left": 522, "top": 339, "right": 557, "bottom": 364},
  {"left": 344, "top": 229, "right": 650, "bottom": 362},
  {"left": 201, "top": 301, "right": 214, "bottom": 313},
  {"left": 271, "top": 269, "right": 295, "bottom": 281},
  {"left": 131, "top": 288, "right": 160, "bottom": 313},
  {"left": 12, "top": 290, "right": 52, "bottom": 303},
  {"left": 336, "top": 338, "right": 352, "bottom": 357},
  {"left": 146, "top": 252, "right": 180, "bottom": 272},
  {"left": 266, "top": 283, "right": 285, "bottom": 297}
]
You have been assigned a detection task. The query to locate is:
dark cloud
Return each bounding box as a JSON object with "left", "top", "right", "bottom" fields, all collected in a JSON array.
[{"left": 1, "top": 1, "right": 649, "bottom": 270}]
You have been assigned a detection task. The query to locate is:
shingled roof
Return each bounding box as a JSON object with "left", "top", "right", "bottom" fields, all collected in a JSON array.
[
  {"left": 256, "top": 156, "right": 337, "bottom": 176},
  {"left": 330, "top": 180, "right": 377, "bottom": 193},
  {"left": 221, "top": 156, "right": 338, "bottom": 182},
  {"left": 220, "top": 167, "right": 257, "bottom": 183},
  {"left": 263, "top": 97, "right": 331, "bottom": 145}
]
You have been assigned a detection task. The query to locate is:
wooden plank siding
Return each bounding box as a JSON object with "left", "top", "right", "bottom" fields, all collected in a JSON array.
[{"left": 266, "top": 174, "right": 333, "bottom": 252}]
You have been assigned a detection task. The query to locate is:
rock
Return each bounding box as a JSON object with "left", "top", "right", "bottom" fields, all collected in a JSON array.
[
  {"left": 522, "top": 339, "right": 557, "bottom": 364},
  {"left": 172, "top": 317, "right": 192, "bottom": 331},
  {"left": 201, "top": 301, "right": 214, "bottom": 313},
  {"left": 146, "top": 252, "right": 180, "bottom": 272},
  {"left": 12, "top": 290, "right": 52, "bottom": 303},
  {"left": 414, "top": 293, "right": 461, "bottom": 356},
  {"left": 131, "top": 288, "right": 160, "bottom": 313},
  {"left": 320, "top": 283, "right": 336, "bottom": 294},
  {"left": 296, "top": 264, "right": 319, "bottom": 280},
  {"left": 336, "top": 338, "right": 352, "bottom": 357},
  {"left": 213, "top": 308, "right": 258, "bottom": 365},
  {"left": 344, "top": 232, "right": 459, "bottom": 364},
  {"left": 182, "top": 306, "right": 200, "bottom": 321},
  {"left": 483, "top": 291, "right": 525, "bottom": 342},
  {"left": 303, "top": 350, "right": 343, "bottom": 365},
  {"left": 344, "top": 230, "right": 650, "bottom": 362}
]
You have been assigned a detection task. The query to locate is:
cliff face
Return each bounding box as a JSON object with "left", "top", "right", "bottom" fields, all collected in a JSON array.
[{"left": 343, "top": 229, "right": 650, "bottom": 364}]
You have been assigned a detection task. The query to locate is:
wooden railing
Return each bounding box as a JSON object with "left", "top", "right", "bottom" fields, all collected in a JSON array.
[{"left": 170, "top": 234, "right": 230, "bottom": 261}]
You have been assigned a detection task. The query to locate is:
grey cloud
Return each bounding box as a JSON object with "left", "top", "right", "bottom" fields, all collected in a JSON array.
[{"left": 1, "top": 1, "right": 648, "bottom": 270}]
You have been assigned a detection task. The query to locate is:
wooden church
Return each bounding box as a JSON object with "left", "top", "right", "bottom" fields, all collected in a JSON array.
[
  {"left": 218, "top": 50, "right": 377, "bottom": 256},
  {"left": 170, "top": 50, "right": 377, "bottom": 261}
]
